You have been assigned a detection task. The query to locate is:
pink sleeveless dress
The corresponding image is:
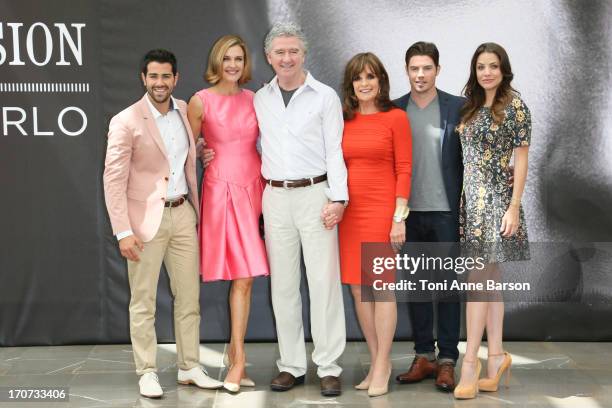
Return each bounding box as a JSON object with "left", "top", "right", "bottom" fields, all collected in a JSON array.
[{"left": 196, "top": 88, "right": 269, "bottom": 281}]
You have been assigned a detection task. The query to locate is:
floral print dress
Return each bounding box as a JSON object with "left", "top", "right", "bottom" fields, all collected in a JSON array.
[{"left": 458, "top": 96, "right": 531, "bottom": 263}]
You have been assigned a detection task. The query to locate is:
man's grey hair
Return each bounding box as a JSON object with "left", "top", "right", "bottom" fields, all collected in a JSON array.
[{"left": 264, "top": 22, "right": 309, "bottom": 54}]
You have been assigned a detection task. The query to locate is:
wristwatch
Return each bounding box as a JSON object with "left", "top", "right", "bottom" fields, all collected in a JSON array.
[
  {"left": 332, "top": 200, "right": 349, "bottom": 207},
  {"left": 393, "top": 206, "right": 410, "bottom": 223}
]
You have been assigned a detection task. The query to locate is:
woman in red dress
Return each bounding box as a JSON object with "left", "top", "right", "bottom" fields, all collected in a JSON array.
[{"left": 338, "top": 52, "right": 412, "bottom": 396}]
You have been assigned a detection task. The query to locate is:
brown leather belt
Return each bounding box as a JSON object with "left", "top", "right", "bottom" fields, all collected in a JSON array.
[
  {"left": 165, "top": 195, "right": 187, "bottom": 208},
  {"left": 266, "top": 174, "right": 327, "bottom": 188}
]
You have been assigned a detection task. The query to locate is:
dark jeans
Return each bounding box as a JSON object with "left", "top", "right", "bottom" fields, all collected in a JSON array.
[{"left": 405, "top": 211, "right": 460, "bottom": 362}]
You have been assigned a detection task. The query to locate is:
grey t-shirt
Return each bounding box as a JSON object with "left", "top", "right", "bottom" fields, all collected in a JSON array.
[
  {"left": 406, "top": 95, "right": 450, "bottom": 211},
  {"left": 280, "top": 87, "right": 297, "bottom": 107}
]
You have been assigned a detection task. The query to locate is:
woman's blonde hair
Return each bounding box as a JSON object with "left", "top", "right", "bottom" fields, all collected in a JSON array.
[{"left": 205, "top": 35, "right": 252, "bottom": 85}]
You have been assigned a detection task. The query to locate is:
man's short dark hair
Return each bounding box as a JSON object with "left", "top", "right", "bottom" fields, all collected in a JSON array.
[
  {"left": 405, "top": 42, "right": 439, "bottom": 67},
  {"left": 141, "top": 49, "right": 177, "bottom": 76}
]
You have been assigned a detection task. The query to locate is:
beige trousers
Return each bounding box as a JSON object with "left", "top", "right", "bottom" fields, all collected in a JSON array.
[
  {"left": 127, "top": 202, "right": 200, "bottom": 375},
  {"left": 263, "top": 181, "right": 346, "bottom": 378}
]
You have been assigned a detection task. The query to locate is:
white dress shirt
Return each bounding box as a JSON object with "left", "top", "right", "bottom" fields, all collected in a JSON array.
[
  {"left": 146, "top": 95, "right": 189, "bottom": 199},
  {"left": 116, "top": 96, "right": 189, "bottom": 240},
  {"left": 254, "top": 72, "right": 348, "bottom": 201}
]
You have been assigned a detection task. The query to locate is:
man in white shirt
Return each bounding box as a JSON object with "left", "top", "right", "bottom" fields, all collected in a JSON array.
[
  {"left": 254, "top": 23, "right": 348, "bottom": 397},
  {"left": 103, "top": 49, "right": 222, "bottom": 398}
]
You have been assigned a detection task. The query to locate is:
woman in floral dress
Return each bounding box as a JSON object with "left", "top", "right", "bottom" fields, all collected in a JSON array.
[{"left": 453, "top": 43, "right": 531, "bottom": 399}]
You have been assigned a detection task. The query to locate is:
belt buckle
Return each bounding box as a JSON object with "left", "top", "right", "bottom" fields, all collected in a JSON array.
[
  {"left": 167, "top": 197, "right": 182, "bottom": 207},
  {"left": 283, "top": 180, "right": 290, "bottom": 190}
]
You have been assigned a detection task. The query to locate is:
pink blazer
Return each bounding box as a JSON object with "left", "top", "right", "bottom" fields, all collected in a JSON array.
[{"left": 103, "top": 95, "right": 199, "bottom": 242}]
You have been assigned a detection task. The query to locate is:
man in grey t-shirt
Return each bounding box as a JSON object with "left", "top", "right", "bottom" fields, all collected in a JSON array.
[{"left": 393, "top": 42, "right": 465, "bottom": 392}]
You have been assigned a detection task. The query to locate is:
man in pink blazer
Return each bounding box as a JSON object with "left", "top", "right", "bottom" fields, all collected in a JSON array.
[{"left": 103, "top": 49, "right": 221, "bottom": 398}]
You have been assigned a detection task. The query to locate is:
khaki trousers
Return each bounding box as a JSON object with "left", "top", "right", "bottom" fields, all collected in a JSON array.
[
  {"left": 263, "top": 181, "right": 346, "bottom": 378},
  {"left": 127, "top": 202, "right": 200, "bottom": 375}
]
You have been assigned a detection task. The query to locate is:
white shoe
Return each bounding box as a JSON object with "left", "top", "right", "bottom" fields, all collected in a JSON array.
[
  {"left": 240, "top": 377, "right": 255, "bottom": 387},
  {"left": 177, "top": 366, "right": 223, "bottom": 389},
  {"left": 223, "top": 381, "right": 240, "bottom": 393},
  {"left": 139, "top": 372, "right": 163, "bottom": 398},
  {"left": 221, "top": 377, "right": 255, "bottom": 391}
]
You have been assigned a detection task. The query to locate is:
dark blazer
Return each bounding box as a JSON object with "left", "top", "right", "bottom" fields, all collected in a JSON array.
[{"left": 393, "top": 89, "right": 465, "bottom": 225}]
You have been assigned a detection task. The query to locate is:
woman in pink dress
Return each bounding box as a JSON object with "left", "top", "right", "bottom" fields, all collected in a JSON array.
[{"left": 187, "top": 34, "right": 269, "bottom": 393}]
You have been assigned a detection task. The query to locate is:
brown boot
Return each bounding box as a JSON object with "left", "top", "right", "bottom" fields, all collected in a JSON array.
[
  {"left": 396, "top": 356, "right": 437, "bottom": 384},
  {"left": 435, "top": 362, "right": 456, "bottom": 391},
  {"left": 320, "top": 376, "right": 342, "bottom": 396},
  {"left": 270, "top": 372, "right": 304, "bottom": 392}
]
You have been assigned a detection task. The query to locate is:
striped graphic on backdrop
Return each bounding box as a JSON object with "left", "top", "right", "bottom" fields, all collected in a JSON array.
[{"left": 0, "top": 83, "right": 91, "bottom": 93}]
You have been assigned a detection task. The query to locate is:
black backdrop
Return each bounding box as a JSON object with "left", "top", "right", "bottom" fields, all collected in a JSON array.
[{"left": 2, "top": 0, "right": 611, "bottom": 346}]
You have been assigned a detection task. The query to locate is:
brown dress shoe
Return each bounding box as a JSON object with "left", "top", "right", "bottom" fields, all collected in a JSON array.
[
  {"left": 396, "top": 356, "right": 437, "bottom": 383},
  {"left": 320, "top": 375, "right": 342, "bottom": 396},
  {"left": 270, "top": 372, "right": 304, "bottom": 391},
  {"left": 435, "top": 362, "right": 456, "bottom": 391}
]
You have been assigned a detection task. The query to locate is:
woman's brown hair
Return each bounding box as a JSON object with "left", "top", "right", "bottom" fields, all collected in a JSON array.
[
  {"left": 342, "top": 52, "right": 395, "bottom": 120},
  {"left": 460, "top": 42, "right": 517, "bottom": 125}
]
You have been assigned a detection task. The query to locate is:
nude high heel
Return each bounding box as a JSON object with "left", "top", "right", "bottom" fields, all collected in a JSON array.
[
  {"left": 240, "top": 377, "right": 255, "bottom": 387},
  {"left": 224, "top": 353, "right": 255, "bottom": 387},
  {"left": 222, "top": 380, "right": 240, "bottom": 393},
  {"left": 367, "top": 364, "right": 392, "bottom": 397},
  {"left": 223, "top": 365, "right": 241, "bottom": 393},
  {"left": 478, "top": 352, "right": 512, "bottom": 392},
  {"left": 454, "top": 359, "right": 481, "bottom": 399},
  {"left": 355, "top": 379, "right": 370, "bottom": 390}
]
